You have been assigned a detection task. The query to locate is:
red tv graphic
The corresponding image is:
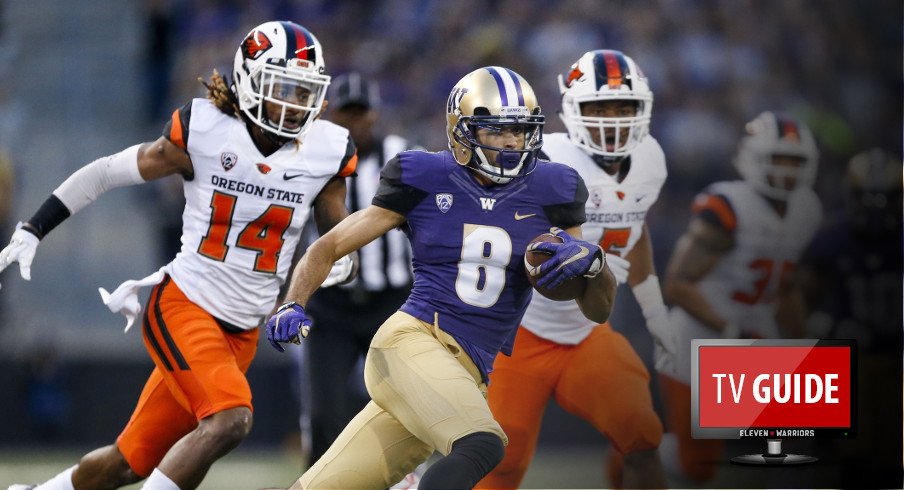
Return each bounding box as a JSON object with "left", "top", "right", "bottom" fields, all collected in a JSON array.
[{"left": 691, "top": 339, "right": 858, "bottom": 465}]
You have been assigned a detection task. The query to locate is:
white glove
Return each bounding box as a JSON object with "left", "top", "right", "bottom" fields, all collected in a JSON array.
[
  {"left": 320, "top": 255, "right": 353, "bottom": 288},
  {"left": 0, "top": 224, "right": 40, "bottom": 289},
  {"left": 647, "top": 312, "right": 678, "bottom": 374},
  {"left": 604, "top": 253, "right": 630, "bottom": 285}
]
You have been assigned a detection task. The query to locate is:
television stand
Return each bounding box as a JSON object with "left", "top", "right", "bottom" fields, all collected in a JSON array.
[{"left": 730, "top": 439, "right": 818, "bottom": 465}]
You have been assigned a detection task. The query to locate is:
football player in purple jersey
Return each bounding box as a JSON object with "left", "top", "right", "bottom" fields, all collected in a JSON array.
[{"left": 267, "top": 66, "right": 618, "bottom": 489}]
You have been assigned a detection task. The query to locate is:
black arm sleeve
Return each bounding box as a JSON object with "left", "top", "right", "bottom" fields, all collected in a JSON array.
[
  {"left": 542, "top": 175, "right": 588, "bottom": 229},
  {"left": 371, "top": 155, "right": 428, "bottom": 217},
  {"left": 25, "top": 194, "right": 71, "bottom": 239}
]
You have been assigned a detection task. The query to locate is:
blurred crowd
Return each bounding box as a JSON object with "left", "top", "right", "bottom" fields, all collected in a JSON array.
[
  {"left": 149, "top": 0, "right": 899, "bottom": 229},
  {"left": 0, "top": 0, "right": 893, "bottom": 219}
]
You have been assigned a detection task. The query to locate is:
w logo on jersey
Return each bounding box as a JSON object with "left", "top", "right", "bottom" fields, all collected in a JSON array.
[
  {"left": 436, "top": 193, "right": 453, "bottom": 213},
  {"left": 221, "top": 152, "right": 238, "bottom": 171},
  {"left": 479, "top": 197, "right": 497, "bottom": 210}
]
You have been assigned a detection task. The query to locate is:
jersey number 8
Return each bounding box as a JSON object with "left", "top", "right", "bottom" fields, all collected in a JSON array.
[{"left": 455, "top": 224, "right": 512, "bottom": 308}]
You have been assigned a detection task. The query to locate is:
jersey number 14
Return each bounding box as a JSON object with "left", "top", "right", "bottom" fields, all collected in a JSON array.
[{"left": 198, "top": 191, "right": 294, "bottom": 273}]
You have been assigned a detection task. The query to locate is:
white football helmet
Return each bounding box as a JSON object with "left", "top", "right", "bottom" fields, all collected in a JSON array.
[
  {"left": 734, "top": 111, "right": 819, "bottom": 200},
  {"left": 558, "top": 50, "right": 652, "bottom": 165},
  {"left": 232, "top": 21, "right": 330, "bottom": 139},
  {"left": 446, "top": 66, "right": 544, "bottom": 184}
]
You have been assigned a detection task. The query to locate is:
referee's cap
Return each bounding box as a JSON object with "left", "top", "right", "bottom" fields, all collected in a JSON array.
[{"left": 331, "top": 72, "right": 380, "bottom": 110}]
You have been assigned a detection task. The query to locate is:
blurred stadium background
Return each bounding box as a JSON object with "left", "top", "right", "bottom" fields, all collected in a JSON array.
[{"left": 0, "top": 0, "right": 899, "bottom": 488}]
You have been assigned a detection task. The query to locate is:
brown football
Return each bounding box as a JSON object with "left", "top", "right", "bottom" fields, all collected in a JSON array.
[{"left": 524, "top": 233, "right": 587, "bottom": 301}]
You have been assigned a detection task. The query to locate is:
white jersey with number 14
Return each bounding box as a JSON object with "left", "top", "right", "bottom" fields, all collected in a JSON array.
[{"left": 167, "top": 98, "right": 354, "bottom": 329}]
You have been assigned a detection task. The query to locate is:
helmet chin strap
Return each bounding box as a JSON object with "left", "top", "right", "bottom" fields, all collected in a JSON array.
[
  {"left": 472, "top": 148, "right": 528, "bottom": 184},
  {"left": 496, "top": 150, "right": 524, "bottom": 169}
]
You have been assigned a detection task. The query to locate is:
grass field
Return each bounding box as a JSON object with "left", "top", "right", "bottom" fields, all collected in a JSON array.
[
  {"left": 0, "top": 446, "right": 607, "bottom": 490},
  {"left": 0, "top": 441, "right": 870, "bottom": 489}
]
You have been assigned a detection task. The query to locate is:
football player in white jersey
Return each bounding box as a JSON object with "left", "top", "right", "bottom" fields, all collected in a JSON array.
[
  {"left": 478, "top": 50, "right": 671, "bottom": 490},
  {"left": 0, "top": 21, "right": 356, "bottom": 490},
  {"left": 658, "top": 111, "right": 822, "bottom": 483}
]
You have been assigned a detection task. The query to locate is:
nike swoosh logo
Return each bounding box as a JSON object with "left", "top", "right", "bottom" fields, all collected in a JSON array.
[
  {"left": 556, "top": 246, "right": 589, "bottom": 270},
  {"left": 283, "top": 172, "right": 306, "bottom": 181},
  {"left": 635, "top": 194, "right": 646, "bottom": 202},
  {"left": 514, "top": 212, "right": 536, "bottom": 220}
]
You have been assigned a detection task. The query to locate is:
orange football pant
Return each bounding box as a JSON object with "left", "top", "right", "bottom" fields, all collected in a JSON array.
[
  {"left": 116, "top": 276, "right": 259, "bottom": 477},
  {"left": 477, "top": 324, "right": 662, "bottom": 489}
]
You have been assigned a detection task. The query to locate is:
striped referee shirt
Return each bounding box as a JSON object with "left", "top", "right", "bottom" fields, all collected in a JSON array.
[{"left": 341, "top": 134, "right": 415, "bottom": 291}]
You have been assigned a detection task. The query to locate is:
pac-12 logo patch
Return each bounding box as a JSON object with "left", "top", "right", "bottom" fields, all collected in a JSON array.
[
  {"left": 589, "top": 187, "right": 602, "bottom": 208},
  {"left": 436, "top": 193, "right": 453, "bottom": 213},
  {"left": 220, "top": 152, "right": 238, "bottom": 171}
]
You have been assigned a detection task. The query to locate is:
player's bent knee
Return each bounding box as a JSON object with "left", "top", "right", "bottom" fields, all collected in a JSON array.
[
  {"left": 200, "top": 406, "right": 253, "bottom": 447},
  {"left": 613, "top": 414, "right": 663, "bottom": 455},
  {"left": 454, "top": 431, "right": 505, "bottom": 471}
]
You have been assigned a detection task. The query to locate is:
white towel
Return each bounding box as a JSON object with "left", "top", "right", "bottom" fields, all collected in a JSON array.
[{"left": 98, "top": 266, "right": 169, "bottom": 332}]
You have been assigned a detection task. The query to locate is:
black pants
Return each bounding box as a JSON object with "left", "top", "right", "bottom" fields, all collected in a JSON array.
[{"left": 304, "top": 286, "right": 411, "bottom": 462}]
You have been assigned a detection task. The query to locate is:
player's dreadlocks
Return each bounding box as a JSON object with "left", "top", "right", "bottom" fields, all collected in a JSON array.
[{"left": 200, "top": 69, "right": 240, "bottom": 118}]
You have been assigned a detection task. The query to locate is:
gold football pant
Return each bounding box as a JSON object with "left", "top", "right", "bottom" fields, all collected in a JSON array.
[{"left": 297, "top": 311, "right": 507, "bottom": 489}]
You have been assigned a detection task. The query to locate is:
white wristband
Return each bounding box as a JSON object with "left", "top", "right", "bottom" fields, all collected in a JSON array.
[
  {"left": 632, "top": 274, "right": 667, "bottom": 322},
  {"left": 52, "top": 144, "right": 144, "bottom": 214}
]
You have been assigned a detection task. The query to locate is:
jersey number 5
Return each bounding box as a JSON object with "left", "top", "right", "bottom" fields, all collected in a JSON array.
[
  {"left": 198, "top": 191, "right": 294, "bottom": 273},
  {"left": 599, "top": 227, "right": 631, "bottom": 255}
]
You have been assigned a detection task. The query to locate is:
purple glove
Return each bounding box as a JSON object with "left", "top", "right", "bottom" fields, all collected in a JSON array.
[
  {"left": 530, "top": 227, "right": 604, "bottom": 290},
  {"left": 266, "top": 302, "right": 312, "bottom": 352}
]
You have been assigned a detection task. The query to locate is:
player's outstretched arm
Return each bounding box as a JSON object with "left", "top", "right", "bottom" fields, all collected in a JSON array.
[
  {"left": 284, "top": 204, "right": 405, "bottom": 308},
  {"left": 625, "top": 225, "right": 677, "bottom": 372},
  {"left": 312, "top": 176, "right": 359, "bottom": 286},
  {"left": 0, "top": 136, "right": 191, "bottom": 288},
  {"left": 268, "top": 205, "right": 405, "bottom": 351},
  {"left": 662, "top": 217, "right": 736, "bottom": 336}
]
